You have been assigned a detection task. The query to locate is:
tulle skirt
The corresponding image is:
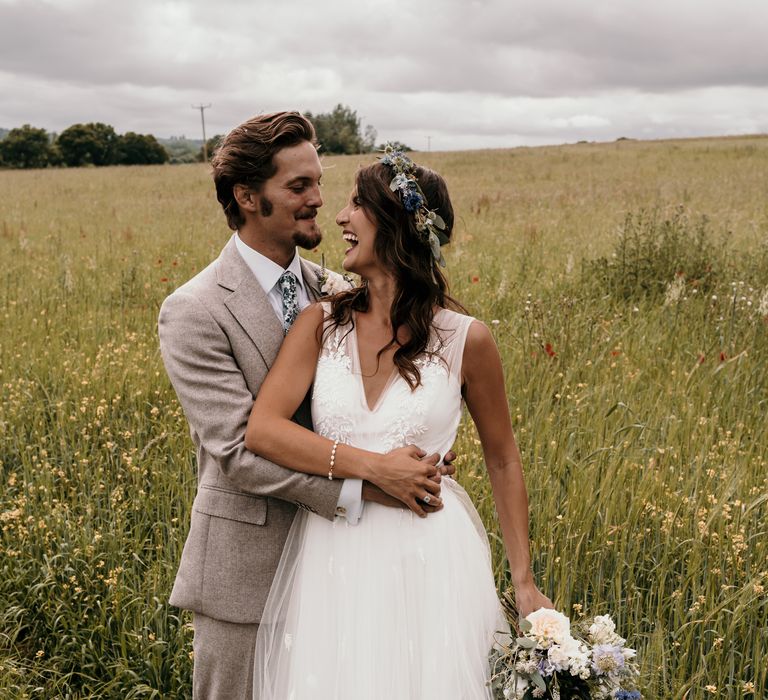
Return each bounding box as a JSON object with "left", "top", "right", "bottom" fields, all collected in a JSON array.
[{"left": 254, "top": 479, "right": 508, "bottom": 699}]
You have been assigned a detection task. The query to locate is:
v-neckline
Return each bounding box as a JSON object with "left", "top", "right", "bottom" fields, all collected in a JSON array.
[{"left": 351, "top": 317, "right": 400, "bottom": 413}]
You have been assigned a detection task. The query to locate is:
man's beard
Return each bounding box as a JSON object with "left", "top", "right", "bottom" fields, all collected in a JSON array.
[
  {"left": 293, "top": 206, "right": 322, "bottom": 249},
  {"left": 259, "top": 195, "right": 322, "bottom": 249},
  {"left": 293, "top": 226, "right": 322, "bottom": 250}
]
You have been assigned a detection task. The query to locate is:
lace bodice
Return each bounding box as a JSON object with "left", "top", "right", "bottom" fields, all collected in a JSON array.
[{"left": 311, "top": 306, "right": 475, "bottom": 457}]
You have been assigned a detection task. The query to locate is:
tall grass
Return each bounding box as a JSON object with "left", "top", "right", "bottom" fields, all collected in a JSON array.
[{"left": 1, "top": 136, "right": 767, "bottom": 698}]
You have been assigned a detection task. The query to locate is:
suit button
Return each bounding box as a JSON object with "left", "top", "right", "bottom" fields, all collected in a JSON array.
[{"left": 336, "top": 506, "right": 347, "bottom": 516}]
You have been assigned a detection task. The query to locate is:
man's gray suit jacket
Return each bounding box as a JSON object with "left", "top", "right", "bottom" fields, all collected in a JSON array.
[{"left": 158, "top": 235, "right": 342, "bottom": 624}]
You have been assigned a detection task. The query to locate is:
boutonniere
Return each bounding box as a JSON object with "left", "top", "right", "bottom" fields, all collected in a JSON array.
[{"left": 316, "top": 254, "right": 355, "bottom": 296}]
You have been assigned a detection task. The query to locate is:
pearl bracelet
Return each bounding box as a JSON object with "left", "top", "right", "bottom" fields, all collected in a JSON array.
[{"left": 328, "top": 439, "right": 339, "bottom": 480}]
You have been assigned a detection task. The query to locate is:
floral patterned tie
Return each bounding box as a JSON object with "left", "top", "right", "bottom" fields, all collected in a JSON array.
[{"left": 278, "top": 271, "right": 299, "bottom": 334}]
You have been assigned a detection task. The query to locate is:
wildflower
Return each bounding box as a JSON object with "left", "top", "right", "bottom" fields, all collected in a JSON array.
[
  {"left": 758, "top": 289, "right": 768, "bottom": 316},
  {"left": 664, "top": 275, "right": 685, "bottom": 305},
  {"left": 592, "top": 644, "right": 625, "bottom": 675},
  {"left": 471, "top": 275, "right": 480, "bottom": 283},
  {"left": 704, "top": 685, "right": 717, "bottom": 693},
  {"left": 545, "top": 343, "right": 556, "bottom": 358}
]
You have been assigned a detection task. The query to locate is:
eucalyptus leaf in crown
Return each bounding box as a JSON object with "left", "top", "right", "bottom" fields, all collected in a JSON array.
[{"left": 379, "top": 143, "right": 449, "bottom": 268}]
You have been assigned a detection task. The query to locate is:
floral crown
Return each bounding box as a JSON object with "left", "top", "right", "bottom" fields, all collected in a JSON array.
[{"left": 379, "top": 144, "right": 449, "bottom": 267}]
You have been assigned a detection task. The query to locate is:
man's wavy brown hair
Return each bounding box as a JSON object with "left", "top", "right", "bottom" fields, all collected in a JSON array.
[
  {"left": 325, "top": 162, "right": 466, "bottom": 389},
  {"left": 211, "top": 111, "right": 317, "bottom": 230}
]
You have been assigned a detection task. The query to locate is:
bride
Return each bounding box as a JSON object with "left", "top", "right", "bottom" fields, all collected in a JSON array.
[{"left": 245, "top": 147, "right": 552, "bottom": 699}]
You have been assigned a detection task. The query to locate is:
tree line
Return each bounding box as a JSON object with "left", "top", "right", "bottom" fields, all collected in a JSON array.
[
  {"left": 0, "top": 123, "right": 169, "bottom": 169},
  {"left": 0, "top": 105, "right": 406, "bottom": 169}
]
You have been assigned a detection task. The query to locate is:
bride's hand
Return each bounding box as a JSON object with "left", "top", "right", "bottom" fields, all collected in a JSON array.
[
  {"left": 514, "top": 581, "right": 554, "bottom": 619},
  {"left": 369, "top": 445, "right": 443, "bottom": 517}
]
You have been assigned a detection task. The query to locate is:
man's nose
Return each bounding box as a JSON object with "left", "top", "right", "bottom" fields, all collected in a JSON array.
[{"left": 306, "top": 184, "right": 323, "bottom": 208}]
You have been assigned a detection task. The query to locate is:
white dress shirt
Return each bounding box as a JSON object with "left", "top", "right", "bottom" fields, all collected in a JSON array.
[{"left": 235, "top": 233, "right": 363, "bottom": 524}]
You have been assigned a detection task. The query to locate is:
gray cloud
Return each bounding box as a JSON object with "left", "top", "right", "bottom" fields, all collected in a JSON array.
[{"left": 0, "top": 0, "right": 766, "bottom": 149}]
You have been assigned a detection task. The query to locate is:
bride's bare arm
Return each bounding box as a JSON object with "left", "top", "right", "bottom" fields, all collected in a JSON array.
[
  {"left": 245, "top": 304, "right": 441, "bottom": 516},
  {"left": 462, "top": 320, "right": 553, "bottom": 616}
]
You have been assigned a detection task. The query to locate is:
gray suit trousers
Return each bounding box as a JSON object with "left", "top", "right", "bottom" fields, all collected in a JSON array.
[{"left": 193, "top": 613, "right": 260, "bottom": 700}]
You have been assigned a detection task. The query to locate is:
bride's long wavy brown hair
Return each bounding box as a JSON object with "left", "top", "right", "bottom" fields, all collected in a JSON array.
[{"left": 324, "top": 161, "right": 466, "bottom": 390}]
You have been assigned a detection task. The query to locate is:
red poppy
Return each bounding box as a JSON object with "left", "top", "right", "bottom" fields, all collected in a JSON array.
[
  {"left": 545, "top": 343, "right": 556, "bottom": 358},
  {"left": 719, "top": 352, "right": 727, "bottom": 363},
  {"left": 471, "top": 276, "right": 480, "bottom": 283},
  {"left": 698, "top": 354, "right": 706, "bottom": 364},
  {"left": 160, "top": 277, "right": 169, "bottom": 283},
  {"left": 611, "top": 350, "right": 621, "bottom": 357}
]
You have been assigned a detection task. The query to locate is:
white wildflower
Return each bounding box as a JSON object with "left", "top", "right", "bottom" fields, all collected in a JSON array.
[
  {"left": 664, "top": 275, "right": 685, "bottom": 306},
  {"left": 757, "top": 288, "right": 768, "bottom": 316}
]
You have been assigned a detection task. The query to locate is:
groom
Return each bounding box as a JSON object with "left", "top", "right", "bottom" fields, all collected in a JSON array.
[{"left": 158, "top": 111, "right": 452, "bottom": 699}]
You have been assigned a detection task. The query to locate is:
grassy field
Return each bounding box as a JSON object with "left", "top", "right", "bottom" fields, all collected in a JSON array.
[{"left": 1, "top": 135, "right": 766, "bottom": 698}]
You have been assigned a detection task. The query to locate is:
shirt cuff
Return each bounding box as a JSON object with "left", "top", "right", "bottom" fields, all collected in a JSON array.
[{"left": 335, "top": 478, "right": 363, "bottom": 525}]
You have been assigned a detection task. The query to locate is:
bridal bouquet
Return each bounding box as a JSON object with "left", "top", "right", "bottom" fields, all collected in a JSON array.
[{"left": 490, "top": 607, "right": 641, "bottom": 700}]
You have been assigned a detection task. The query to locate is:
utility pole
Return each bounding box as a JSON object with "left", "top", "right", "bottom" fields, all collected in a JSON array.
[{"left": 192, "top": 103, "right": 212, "bottom": 160}]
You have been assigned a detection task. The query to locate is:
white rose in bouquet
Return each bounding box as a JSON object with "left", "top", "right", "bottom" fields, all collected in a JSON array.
[{"left": 525, "top": 608, "right": 572, "bottom": 648}]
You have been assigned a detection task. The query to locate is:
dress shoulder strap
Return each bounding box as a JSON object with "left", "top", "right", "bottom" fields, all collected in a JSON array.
[{"left": 432, "top": 308, "right": 476, "bottom": 380}]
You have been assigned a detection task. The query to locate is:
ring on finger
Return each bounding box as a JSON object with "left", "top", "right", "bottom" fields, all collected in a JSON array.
[{"left": 423, "top": 494, "right": 431, "bottom": 504}]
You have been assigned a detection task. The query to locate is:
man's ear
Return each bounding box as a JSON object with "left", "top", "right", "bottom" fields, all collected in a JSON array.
[{"left": 233, "top": 184, "right": 257, "bottom": 213}]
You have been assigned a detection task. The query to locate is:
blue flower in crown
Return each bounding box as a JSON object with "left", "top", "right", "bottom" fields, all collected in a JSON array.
[{"left": 401, "top": 188, "right": 424, "bottom": 212}]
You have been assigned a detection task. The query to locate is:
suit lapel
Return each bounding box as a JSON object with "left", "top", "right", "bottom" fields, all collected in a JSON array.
[
  {"left": 300, "top": 257, "right": 323, "bottom": 302},
  {"left": 217, "top": 237, "right": 284, "bottom": 367}
]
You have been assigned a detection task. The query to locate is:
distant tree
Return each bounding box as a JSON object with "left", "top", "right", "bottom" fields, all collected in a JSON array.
[
  {"left": 0, "top": 124, "right": 53, "bottom": 168},
  {"left": 305, "top": 104, "right": 376, "bottom": 155},
  {"left": 159, "top": 136, "right": 202, "bottom": 164},
  {"left": 198, "top": 134, "right": 223, "bottom": 162},
  {"left": 57, "top": 122, "right": 119, "bottom": 166},
  {"left": 117, "top": 132, "right": 169, "bottom": 165}
]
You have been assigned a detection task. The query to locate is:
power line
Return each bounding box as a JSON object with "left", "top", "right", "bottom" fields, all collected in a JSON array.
[{"left": 192, "top": 104, "right": 212, "bottom": 160}]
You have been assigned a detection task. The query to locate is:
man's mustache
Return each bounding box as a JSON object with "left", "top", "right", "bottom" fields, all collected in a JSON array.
[{"left": 295, "top": 208, "right": 318, "bottom": 220}]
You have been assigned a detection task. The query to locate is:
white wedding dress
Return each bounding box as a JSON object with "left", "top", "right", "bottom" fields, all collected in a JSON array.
[{"left": 254, "top": 306, "right": 508, "bottom": 699}]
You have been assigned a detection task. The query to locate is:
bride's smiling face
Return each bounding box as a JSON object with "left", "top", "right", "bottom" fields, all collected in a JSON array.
[{"left": 336, "top": 188, "right": 380, "bottom": 275}]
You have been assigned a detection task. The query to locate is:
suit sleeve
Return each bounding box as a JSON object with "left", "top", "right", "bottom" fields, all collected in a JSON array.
[{"left": 158, "top": 290, "right": 343, "bottom": 520}]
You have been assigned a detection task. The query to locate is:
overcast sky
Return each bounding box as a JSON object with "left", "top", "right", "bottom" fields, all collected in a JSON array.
[{"left": 1, "top": 0, "right": 767, "bottom": 150}]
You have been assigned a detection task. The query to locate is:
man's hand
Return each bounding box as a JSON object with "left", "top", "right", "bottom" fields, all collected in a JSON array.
[
  {"left": 366, "top": 445, "right": 443, "bottom": 517},
  {"left": 440, "top": 449, "right": 457, "bottom": 478},
  {"left": 362, "top": 481, "right": 444, "bottom": 514}
]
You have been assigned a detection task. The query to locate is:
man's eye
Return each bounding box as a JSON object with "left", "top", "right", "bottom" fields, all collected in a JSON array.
[{"left": 290, "top": 185, "right": 306, "bottom": 193}]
